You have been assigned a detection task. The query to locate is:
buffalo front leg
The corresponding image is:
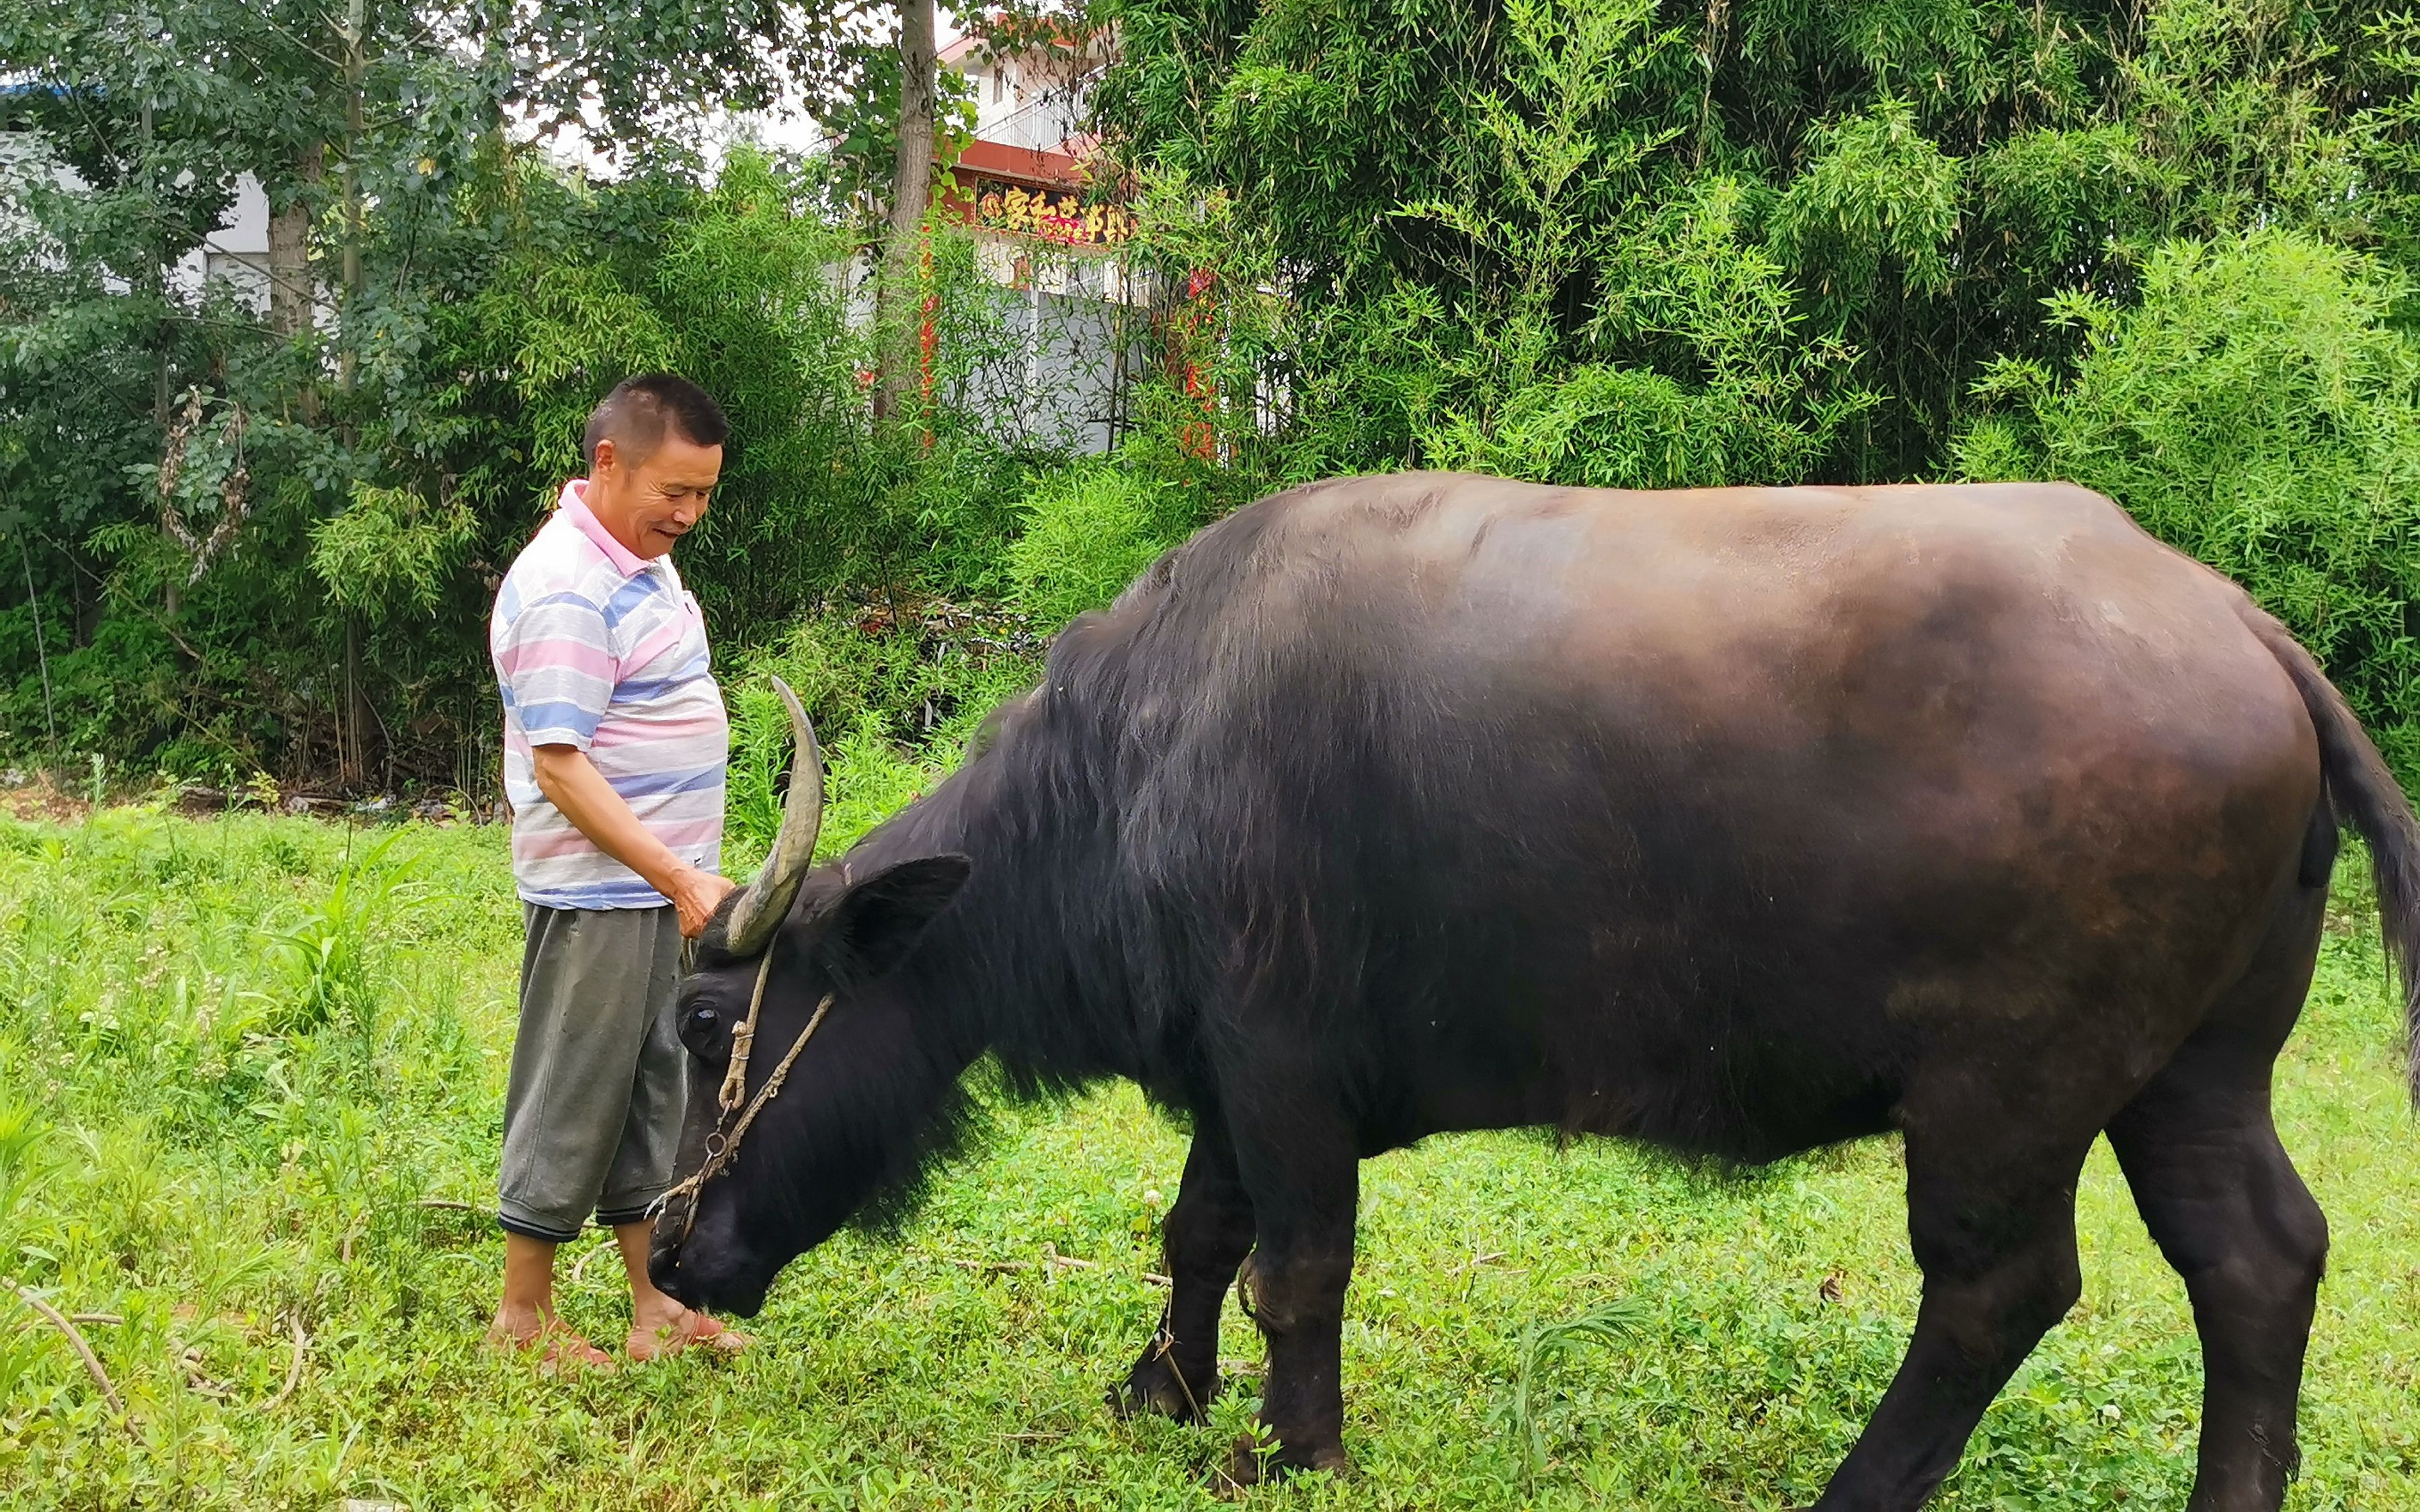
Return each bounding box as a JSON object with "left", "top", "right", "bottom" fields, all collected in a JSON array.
[
  {"left": 1112, "top": 1109, "right": 1255, "bottom": 1422},
  {"left": 1809, "top": 1126, "right": 2093, "bottom": 1511},
  {"left": 1225, "top": 1113, "right": 1359, "bottom": 1483}
]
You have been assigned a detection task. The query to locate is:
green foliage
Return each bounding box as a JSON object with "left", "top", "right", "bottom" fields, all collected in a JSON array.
[
  {"left": 1420, "top": 362, "right": 1841, "bottom": 489},
  {"left": 1408, "top": 171, "right": 1880, "bottom": 488},
  {"left": 2356, "top": 10, "right": 2420, "bottom": 274},
  {"left": 822, "top": 46, "right": 985, "bottom": 222},
  {"left": 722, "top": 606, "right": 1045, "bottom": 859},
  {"left": 1100, "top": 0, "right": 2420, "bottom": 478},
  {"left": 1956, "top": 230, "right": 2420, "bottom": 778},
  {"left": 466, "top": 257, "right": 683, "bottom": 490},
  {"left": 2124, "top": 0, "right": 2364, "bottom": 240},
  {"left": 255, "top": 829, "right": 424, "bottom": 1036},
  {"left": 1395, "top": 0, "right": 1681, "bottom": 329},
  {"left": 1765, "top": 97, "right": 1962, "bottom": 313},
  {"left": 1008, "top": 461, "right": 1197, "bottom": 624},
  {"left": 0, "top": 0, "right": 1070, "bottom": 791},
  {"left": 11, "top": 0, "right": 2420, "bottom": 807},
  {"left": 308, "top": 485, "right": 475, "bottom": 621}
]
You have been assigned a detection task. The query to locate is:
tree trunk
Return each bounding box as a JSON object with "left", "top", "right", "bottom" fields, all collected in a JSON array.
[
  {"left": 877, "top": 0, "right": 939, "bottom": 421},
  {"left": 143, "top": 96, "right": 184, "bottom": 619},
  {"left": 335, "top": 0, "right": 369, "bottom": 790},
  {"left": 268, "top": 144, "right": 321, "bottom": 339},
  {"left": 337, "top": 0, "right": 366, "bottom": 402},
  {"left": 344, "top": 616, "right": 367, "bottom": 794}
]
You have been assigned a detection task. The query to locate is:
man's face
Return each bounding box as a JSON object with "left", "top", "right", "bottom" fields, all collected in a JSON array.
[{"left": 590, "top": 431, "right": 724, "bottom": 560}]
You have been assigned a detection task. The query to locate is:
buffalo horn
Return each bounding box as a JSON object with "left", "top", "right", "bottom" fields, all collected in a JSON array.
[{"left": 717, "top": 676, "right": 823, "bottom": 956}]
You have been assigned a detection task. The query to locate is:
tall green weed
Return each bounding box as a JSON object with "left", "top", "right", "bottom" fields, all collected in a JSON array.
[
  {"left": 255, "top": 829, "right": 424, "bottom": 1036},
  {"left": 1008, "top": 462, "right": 1199, "bottom": 626},
  {"left": 722, "top": 606, "right": 1044, "bottom": 861}
]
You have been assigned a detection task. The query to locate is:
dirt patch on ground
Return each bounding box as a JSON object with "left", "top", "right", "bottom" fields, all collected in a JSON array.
[
  {"left": 0, "top": 772, "right": 90, "bottom": 825},
  {"left": 0, "top": 770, "right": 497, "bottom": 828}
]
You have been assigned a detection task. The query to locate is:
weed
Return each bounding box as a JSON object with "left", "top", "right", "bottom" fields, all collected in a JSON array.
[
  {"left": 1498, "top": 1296, "right": 1649, "bottom": 1489},
  {"left": 255, "top": 829, "right": 421, "bottom": 1037}
]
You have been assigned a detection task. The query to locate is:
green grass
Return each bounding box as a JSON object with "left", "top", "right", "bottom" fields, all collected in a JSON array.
[{"left": 1, "top": 805, "right": 2417, "bottom": 1509}]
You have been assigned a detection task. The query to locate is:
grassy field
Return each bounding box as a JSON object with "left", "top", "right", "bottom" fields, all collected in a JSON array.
[{"left": 1, "top": 804, "right": 2417, "bottom": 1510}]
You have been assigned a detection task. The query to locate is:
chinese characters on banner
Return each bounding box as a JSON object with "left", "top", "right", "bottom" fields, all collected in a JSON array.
[{"left": 969, "top": 178, "right": 1135, "bottom": 247}]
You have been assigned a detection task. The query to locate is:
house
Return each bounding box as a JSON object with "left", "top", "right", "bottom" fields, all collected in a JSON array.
[
  {"left": 927, "top": 26, "right": 1147, "bottom": 454},
  {"left": 0, "top": 83, "right": 274, "bottom": 310},
  {"left": 188, "top": 175, "right": 274, "bottom": 312}
]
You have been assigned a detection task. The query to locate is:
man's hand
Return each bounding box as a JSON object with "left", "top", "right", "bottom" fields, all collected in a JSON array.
[
  {"left": 530, "top": 744, "right": 738, "bottom": 937},
  {"left": 667, "top": 866, "right": 738, "bottom": 940}
]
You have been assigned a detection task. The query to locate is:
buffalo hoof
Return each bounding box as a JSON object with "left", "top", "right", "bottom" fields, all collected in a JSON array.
[
  {"left": 1223, "top": 1433, "right": 1350, "bottom": 1488},
  {"left": 1108, "top": 1353, "right": 1217, "bottom": 1423}
]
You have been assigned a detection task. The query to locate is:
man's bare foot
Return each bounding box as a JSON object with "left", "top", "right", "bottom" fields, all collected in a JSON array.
[
  {"left": 487, "top": 1317, "right": 616, "bottom": 1374},
  {"left": 627, "top": 1305, "right": 750, "bottom": 1361}
]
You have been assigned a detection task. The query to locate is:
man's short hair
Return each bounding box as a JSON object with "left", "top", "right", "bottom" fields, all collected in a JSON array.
[{"left": 581, "top": 373, "right": 731, "bottom": 470}]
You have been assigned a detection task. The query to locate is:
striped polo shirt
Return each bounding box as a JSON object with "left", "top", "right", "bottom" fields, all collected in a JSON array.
[{"left": 489, "top": 479, "right": 728, "bottom": 909}]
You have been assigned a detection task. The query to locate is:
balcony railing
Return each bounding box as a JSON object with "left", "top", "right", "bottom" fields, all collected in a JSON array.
[{"left": 970, "top": 67, "right": 1105, "bottom": 153}]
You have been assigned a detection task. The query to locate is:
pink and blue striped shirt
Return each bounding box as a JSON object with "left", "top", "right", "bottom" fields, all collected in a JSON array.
[{"left": 490, "top": 479, "right": 728, "bottom": 909}]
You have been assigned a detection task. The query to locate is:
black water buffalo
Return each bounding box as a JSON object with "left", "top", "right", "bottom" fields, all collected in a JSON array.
[{"left": 652, "top": 472, "right": 2420, "bottom": 1511}]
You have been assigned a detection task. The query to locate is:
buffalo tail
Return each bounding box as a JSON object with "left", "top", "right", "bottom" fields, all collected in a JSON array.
[{"left": 2239, "top": 602, "right": 2420, "bottom": 1102}]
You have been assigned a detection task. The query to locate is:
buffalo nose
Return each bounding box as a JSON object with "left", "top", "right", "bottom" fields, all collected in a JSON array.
[{"left": 648, "top": 1240, "right": 687, "bottom": 1299}]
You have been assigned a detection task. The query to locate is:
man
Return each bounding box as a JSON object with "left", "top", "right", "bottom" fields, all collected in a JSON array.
[{"left": 486, "top": 372, "right": 748, "bottom": 1369}]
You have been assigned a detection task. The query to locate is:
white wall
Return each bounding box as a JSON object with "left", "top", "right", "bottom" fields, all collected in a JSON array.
[
  {"left": 185, "top": 172, "right": 270, "bottom": 312},
  {"left": 1, "top": 128, "right": 276, "bottom": 312},
  {"left": 959, "top": 50, "right": 1102, "bottom": 153}
]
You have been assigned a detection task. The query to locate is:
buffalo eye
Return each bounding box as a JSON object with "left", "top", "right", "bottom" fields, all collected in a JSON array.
[{"left": 680, "top": 1003, "right": 725, "bottom": 1058}]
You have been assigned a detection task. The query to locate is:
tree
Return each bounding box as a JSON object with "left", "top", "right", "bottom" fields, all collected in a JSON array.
[
  {"left": 1094, "top": 0, "right": 2407, "bottom": 483},
  {"left": 878, "top": 0, "right": 940, "bottom": 419},
  {"left": 0, "top": 0, "right": 905, "bottom": 783}
]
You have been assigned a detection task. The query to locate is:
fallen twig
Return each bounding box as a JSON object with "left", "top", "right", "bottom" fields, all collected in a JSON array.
[
  {"left": 1143, "top": 1273, "right": 1172, "bottom": 1288},
  {"left": 5, "top": 1278, "right": 131, "bottom": 1431},
  {"left": 180, "top": 1348, "right": 236, "bottom": 1400},
  {"left": 414, "top": 1198, "right": 479, "bottom": 1212},
  {"left": 263, "top": 1313, "right": 308, "bottom": 1411},
  {"left": 568, "top": 1236, "right": 618, "bottom": 1286},
  {"left": 1152, "top": 1329, "right": 1204, "bottom": 1420},
  {"left": 948, "top": 1247, "right": 1119, "bottom": 1278},
  {"left": 1456, "top": 1247, "right": 1516, "bottom": 1304},
  {"left": 70, "top": 1312, "right": 125, "bottom": 1326}
]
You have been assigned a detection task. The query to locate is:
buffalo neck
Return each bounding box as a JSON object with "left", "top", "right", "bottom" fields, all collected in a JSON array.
[{"left": 838, "top": 704, "right": 1153, "bottom": 1095}]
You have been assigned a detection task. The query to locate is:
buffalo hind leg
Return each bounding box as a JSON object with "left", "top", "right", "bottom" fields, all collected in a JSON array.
[
  {"left": 2105, "top": 857, "right": 2329, "bottom": 1512},
  {"left": 2107, "top": 1046, "right": 2327, "bottom": 1511},
  {"left": 1112, "top": 1109, "right": 1256, "bottom": 1422},
  {"left": 1225, "top": 1111, "right": 1359, "bottom": 1482},
  {"left": 1809, "top": 1126, "right": 2093, "bottom": 1511}
]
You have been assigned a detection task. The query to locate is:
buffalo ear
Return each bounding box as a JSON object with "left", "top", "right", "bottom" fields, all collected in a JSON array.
[{"left": 813, "top": 854, "right": 973, "bottom": 987}]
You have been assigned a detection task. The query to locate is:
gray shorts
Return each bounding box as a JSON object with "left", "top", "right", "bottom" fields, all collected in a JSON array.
[{"left": 496, "top": 903, "right": 688, "bottom": 1243}]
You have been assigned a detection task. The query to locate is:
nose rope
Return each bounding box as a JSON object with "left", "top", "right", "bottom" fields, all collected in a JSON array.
[
  {"left": 717, "top": 936, "right": 778, "bottom": 1114},
  {"left": 649, "top": 936, "right": 835, "bottom": 1247}
]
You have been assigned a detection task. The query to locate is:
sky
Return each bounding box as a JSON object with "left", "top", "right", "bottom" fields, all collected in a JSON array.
[{"left": 540, "top": 19, "right": 974, "bottom": 179}]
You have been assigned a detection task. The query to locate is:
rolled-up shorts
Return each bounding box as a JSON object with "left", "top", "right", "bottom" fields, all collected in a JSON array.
[{"left": 496, "top": 903, "right": 688, "bottom": 1242}]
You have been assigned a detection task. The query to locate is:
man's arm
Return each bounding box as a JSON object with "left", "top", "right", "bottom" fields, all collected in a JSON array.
[{"left": 531, "top": 743, "right": 734, "bottom": 937}]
